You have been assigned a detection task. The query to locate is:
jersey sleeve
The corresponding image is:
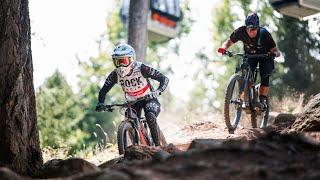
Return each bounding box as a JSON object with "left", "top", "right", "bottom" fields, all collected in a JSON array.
[
  {"left": 264, "top": 31, "right": 277, "bottom": 51},
  {"left": 230, "top": 27, "right": 243, "bottom": 43},
  {"left": 98, "top": 70, "right": 118, "bottom": 103},
  {"left": 140, "top": 64, "right": 169, "bottom": 93}
]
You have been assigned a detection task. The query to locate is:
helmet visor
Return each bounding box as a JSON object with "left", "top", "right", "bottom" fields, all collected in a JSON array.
[
  {"left": 246, "top": 21, "right": 258, "bottom": 30},
  {"left": 113, "top": 57, "right": 131, "bottom": 67}
]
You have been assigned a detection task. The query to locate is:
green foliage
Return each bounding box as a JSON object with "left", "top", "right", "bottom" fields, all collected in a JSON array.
[
  {"left": 212, "top": 0, "right": 238, "bottom": 45},
  {"left": 36, "top": 70, "right": 89, "bottom": 154},
  {"left": 177, "top": 0, "right": 194, "bottom": 38},
  {"left": 275, "top": 16, "right": 320, "bottom": 97},
  {"left": 77, "top": 48, "right": 123, "bottom": 147}
]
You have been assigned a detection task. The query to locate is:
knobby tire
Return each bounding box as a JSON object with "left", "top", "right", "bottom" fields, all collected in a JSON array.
[
  {"left": 224, "top": 74, "right": 244, "bottom": 130},
  {"left": 117, "top": 121, "right": 135, "bottom": 155}
]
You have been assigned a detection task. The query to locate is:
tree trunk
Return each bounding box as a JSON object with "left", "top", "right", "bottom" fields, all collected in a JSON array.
[
  {"left": 128, "top": 0, "right": 149, "bottom": 63},
  {"left": 0, "top": 0, "right": 43, "bottom": 175}
]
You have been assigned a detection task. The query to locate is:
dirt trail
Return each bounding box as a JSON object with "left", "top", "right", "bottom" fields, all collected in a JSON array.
[{"left": 161, "top": 118, "right": 270, "bottom": 151}]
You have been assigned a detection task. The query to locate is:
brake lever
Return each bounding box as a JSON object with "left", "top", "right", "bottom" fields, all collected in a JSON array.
[
  {"left": 107, "top": 108, "right": 114, "bottom": 112},
  {"left": 226, "top": 51, "right": 233, "bottom": 57},
  {"left": 104, "top": 105, "right": 114, "bottom": 112}
]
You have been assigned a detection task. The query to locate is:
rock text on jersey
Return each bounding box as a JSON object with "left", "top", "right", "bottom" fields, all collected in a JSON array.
[{"left": 120, "top": 77, "right": 143, "bottom": 87}]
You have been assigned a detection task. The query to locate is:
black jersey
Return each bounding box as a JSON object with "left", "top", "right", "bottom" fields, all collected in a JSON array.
[{"left": 230, "top": 26, "right": 276, "bottom": 54}]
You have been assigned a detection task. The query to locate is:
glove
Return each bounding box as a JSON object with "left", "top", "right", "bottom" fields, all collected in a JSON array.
[
  {"left": 149, "top": 90, "right": 161, "bottom": 99},
  {"left": 95, "top": 102, "right": 105, "bottom": 112},
  {"left": 218, "top": 48, "right": 226, "bottom": 54},
  {"left": 267, "top": 52, "right": 276, "bottom": 59}
]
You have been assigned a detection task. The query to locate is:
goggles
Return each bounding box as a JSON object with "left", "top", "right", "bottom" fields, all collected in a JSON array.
[
  {"left": 246, "top": 22, "right": 258, "bottom": 31},
  {"left": 247, "top": 27, "right": 258, "bottom": 31},
  {"left": 113, "top": 57, "right": 131, "bottom": 67}
]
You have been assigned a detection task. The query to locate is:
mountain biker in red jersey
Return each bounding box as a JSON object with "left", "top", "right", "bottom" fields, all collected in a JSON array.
[
  {"left": 218, "top": 12, "right": 281, "bottom": 110},
  {"left": 95, "top": 43, "right": 169, "bottom": 146}
]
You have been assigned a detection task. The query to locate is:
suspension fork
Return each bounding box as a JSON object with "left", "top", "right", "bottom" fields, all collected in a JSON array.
[
  {"left": 133, "top": 117, "right": 147, "bottom": 145},
  {"left": 239, "top": 70, "right": 250, "bottom": 102}
]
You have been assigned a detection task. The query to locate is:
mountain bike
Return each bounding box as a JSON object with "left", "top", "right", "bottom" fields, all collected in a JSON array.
[
  {"left": 219, "top": 48, "right": 270, "bottom": 130},
  {"left": 103, "top": 96, "right": 167, "bottom": 155}
]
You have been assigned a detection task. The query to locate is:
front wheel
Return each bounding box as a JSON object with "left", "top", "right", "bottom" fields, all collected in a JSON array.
[
  {"left": 117, "top": 121, "right": 135, "bottom": 155},
  {"left": 224, "top": 74, "right": 244, "bottom": 130}
]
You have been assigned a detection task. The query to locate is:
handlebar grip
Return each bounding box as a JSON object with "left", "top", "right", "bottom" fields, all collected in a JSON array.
[{"left": 226, "top": 51, "right": 233, "bottom": 57}]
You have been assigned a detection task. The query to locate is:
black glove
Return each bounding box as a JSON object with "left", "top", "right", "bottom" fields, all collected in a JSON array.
[
  {"left": 149, "top": 90, "right": 161, "bottom": 99},
  {"left": 267, "top": 52, "right": 276, "bottom": 59},
  {"left": 95, "top": 103, "right": 105, "bottom": 112}
]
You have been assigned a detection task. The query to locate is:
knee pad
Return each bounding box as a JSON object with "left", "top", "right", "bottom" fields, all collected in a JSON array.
[
  {"left": 145, "top": 112, "right": 157, "bottom": 124},
  {"left": 261, "top": 74, "right": 270, "bottom": 86},
  {"left": 145, "top": 112, "right": 160, "bottom": 146}
]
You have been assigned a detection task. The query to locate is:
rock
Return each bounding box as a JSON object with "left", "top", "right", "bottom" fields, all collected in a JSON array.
[
  {"left": 152, "top": 150, "right": 171, "bottom": 162},
  {"left": 33, "top": 158, "right": 101, "bottom": 179},
  {"left": 274, "top": 113, "right": 298, "bottom": 124},
  {"left": 71, "top": 169, "right": 131, "bottom": 180},
  {"left": 124, "top": 145, "right": 158, "bottom": 161},
  {"left": 273, "top": 113, "right": 299, "bottom": 127},
  {"left": 0, "top": 167, "right": 26, "bottom": 180},
  {"left": 98, "top": 155, "right": 124, "bottom": 169},
  {"left": 290, "top": 93, "right": 320, "bottom": 132},
  {"left": 188, "top": 139, "right": 223, "bottom": 150},
  {"left": 162, "top": 143, "right": 182, "bottom": 154}
]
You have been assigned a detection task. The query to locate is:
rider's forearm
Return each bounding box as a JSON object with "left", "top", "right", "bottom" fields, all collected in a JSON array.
[
  {"left": 141, "top": 64, "right": 169, "bottom": 93},
  {"left": 157, "top": 75, "right": 169, "bottom": 93},
  {"left": 221, "top": 39, "right": 234, "bottom": 49},
  {"left": 271, "top": 47, "right": 281, "bottom": 57},
  {"left": 98, "top": 71, "right": 117, "bottom": 103}
]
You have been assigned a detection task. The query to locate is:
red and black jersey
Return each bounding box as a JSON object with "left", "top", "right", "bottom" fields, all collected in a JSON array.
[
  {"left": 230, "top": 26, "right": 276, "bottom": 54},
  {"left": 98, "top": 62, "right": 169, "bottom": 103}
]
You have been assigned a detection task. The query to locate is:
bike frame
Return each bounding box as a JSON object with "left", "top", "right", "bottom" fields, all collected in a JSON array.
[
  {"left": 234, "top": 53, "right": 266, "bottom": 112},
  {"left": 105, "top": 96, "right": 153, "bottom": 146},
  {"left": 126, "top": 107, "right": 149, "bottom": 145}
]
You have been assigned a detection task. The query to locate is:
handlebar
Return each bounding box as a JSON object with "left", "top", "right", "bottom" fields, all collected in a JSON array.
[
  {"left": 103, "top": 95, "right": 152, "bottom": 112},
  {"left": 218, "top": 48, "right": 269, "bottom": 59}
]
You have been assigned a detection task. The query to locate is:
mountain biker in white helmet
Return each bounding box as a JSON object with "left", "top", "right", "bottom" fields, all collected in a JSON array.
[
  {"left": 219, "top": 12, "right": 281, "bottom": 110},
  {"left": 96, "top": 43, "right": 169, "bottom": 146}
]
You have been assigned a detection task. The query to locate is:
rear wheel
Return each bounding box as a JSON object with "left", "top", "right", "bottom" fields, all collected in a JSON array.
[
  {"left": 251, "top": 112, "right": 258, "bottom": 128},
  {"left": 224, "top": 74, "right": 245, "bottom": 130},
  {"left": 251, "top": 96, "right": 269, "bottom": 128},
  {"left": 117, "top": 121, "right": 135, "bottom": 155}
]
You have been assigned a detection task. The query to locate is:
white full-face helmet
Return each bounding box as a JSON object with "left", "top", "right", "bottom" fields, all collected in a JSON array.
[{"left": 111, "top": 43, "right": 136, "bottom": 77}]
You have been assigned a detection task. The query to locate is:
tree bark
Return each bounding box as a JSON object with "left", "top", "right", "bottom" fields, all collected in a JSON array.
[
  {"left": 0, "top": 0, "right": 43, "bottom": 175},
  {"left": 128, "top": 0, "right": 149, "bottom": 63}
]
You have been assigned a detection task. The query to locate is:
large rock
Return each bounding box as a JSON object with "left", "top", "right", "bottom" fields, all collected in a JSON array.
[
  {"left": 124, "top": 145, "right": 159, "bottom": 161},
  {"left": 0, "top": 167, "right": 26, "bottom": 180},
  {"left": 290, "top": 93, "right": 320, "bottom": 132},
  {"left": 33, "top": 158, "right": 101, "bottom": 179}
]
